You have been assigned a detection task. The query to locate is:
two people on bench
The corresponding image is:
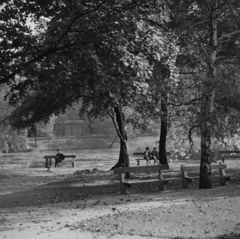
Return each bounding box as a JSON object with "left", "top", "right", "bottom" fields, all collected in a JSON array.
[
  {"left": 55, "top": 149, "right": 65, "bottom": 167},
  {"left": 144, "top": 147, "right": 159, "bottom": 164}
]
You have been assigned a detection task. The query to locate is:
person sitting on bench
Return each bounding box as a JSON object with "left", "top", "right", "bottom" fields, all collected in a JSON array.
[
  {"left": 55, "top": 149, "right": 65, "bottom": 167},
  {"left": 151, "top": 147, "right": 159, "bottom": 163},
  {"left": 144, "top": 147, "right": 151, "bottom": 164}
]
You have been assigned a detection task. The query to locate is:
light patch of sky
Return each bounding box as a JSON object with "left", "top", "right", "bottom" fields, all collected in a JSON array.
[
  {"left": 26, "top": 16, "right": 51, "bottom": 35},
  {"left": 0, "top": 2, "right": 6, "bottom": 12},
  {"left": 26, "top": 17, "right": 36, "bottom": 29},
  {"left": 0, "top": 2, "right": 49, "bottom": 35}
]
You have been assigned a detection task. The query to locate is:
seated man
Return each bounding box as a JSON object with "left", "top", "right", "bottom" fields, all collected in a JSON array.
[
  {"left": 150, "top": 147, "right": 159, "bottom": 163},
  {"left": 55, "top": 149, "right": 65, "bottom": 167}
]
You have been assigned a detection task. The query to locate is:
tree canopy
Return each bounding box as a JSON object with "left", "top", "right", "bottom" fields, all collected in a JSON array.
[{"left": 1, "top": 0, "right": 174, "bottom": 128}]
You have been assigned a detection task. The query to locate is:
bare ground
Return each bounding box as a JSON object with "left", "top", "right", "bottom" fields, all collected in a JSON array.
[{"left": 0, "top": 158, "right": 240, "bottom": 239}]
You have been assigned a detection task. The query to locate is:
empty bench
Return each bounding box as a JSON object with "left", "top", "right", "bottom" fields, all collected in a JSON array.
[
  {"left": 44, "top": 155, "right": 76, "bottom": 169},
  {"left": 114, "top": 164, "right": 178, "bottom": 195},
  {"left": 181, "top": 163, "right": 232, "bottom": 188},
  {"left": 220, "top": 151, "right": 240, "bottom": 163}
]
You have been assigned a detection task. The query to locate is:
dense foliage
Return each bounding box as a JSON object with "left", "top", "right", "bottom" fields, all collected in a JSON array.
[{"left": 1, "top": 1, "right": 173, "bottom": 127}]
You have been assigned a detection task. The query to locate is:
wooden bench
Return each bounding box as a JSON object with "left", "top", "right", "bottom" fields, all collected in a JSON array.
[
  {"left": 133, "top": 152, "right": 171, "bottom": 166},
  {"left": 114, "top": 164, "right": 178, "bottom": 195},
  {"left": 133, "top": 152, "right": 157, "bottom": 166},
  {"left": 220, "top": 151, "right": 240, "bottom": 163},
  {"left": 181, "top": 163, "right": 232, "bottom": 188},
  {"left": 44, "top": 155, "right": 76, "bottom": 170}
]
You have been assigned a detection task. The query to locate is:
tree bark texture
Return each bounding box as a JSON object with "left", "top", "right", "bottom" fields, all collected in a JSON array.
[
  {"left": 199, "top": 3, "right": 218, "bottom": 189},
  {"left": 155, "top": 62, "right": 170, "bottom": 165},
  {"left": 199, "top": 84, "right": 215, "bottom": 188},
  {"left": 110, "top": 104, "right": 130, "bottom": 178}
]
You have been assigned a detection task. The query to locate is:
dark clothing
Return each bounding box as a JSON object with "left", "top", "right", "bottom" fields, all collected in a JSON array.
[
  {"left": 55, "top": 156, "right": 60, "bottom": 167},
  {"left": 57, "top": 152, "right": 65, "bottom": 161},
  {"left": 55, "top": 152, "right": 65, "bottom": 167},
  {"left": 151, "top": 150, "right": 159, "bottom": 160}
]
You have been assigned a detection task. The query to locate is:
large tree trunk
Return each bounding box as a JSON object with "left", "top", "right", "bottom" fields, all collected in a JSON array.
[
  {"left": 110, "top": 103, "right": 130, "bottom": 178},
  {"left": 156, "top": 62, "right": 170, "bottom": 165},
  {"left": 199, "top": 82, "right": 215, "bottom": 188},
  {"left": 159, "top": 91, "right": 168, "bottom": 164},
  {"left": 199, "top": 3, "right": 217, "bottom": 189}
]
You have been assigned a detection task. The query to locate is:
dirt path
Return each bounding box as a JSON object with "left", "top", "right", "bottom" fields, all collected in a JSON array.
[{"left": 1, "top": 165, "right": 240, "bottom": 239}]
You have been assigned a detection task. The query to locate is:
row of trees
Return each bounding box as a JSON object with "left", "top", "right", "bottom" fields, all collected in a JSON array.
[
  {"left": 1, "top": 0, "right": 240, "bottom": 188},
  {"left": 0, "top": 87, "right": 28, "bottom": 152}
]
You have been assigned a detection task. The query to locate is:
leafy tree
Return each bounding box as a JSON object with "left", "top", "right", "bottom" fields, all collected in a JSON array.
[
  {"left": 169, "top": 0, "right": 240, "bottom": 188},
  {"left": 1, "top": 1, "right": 172, "bottom": 170},
  {"left": 119, "top": 15, "right": 179, "bottom": 165},
  {"left": 0, "top": 88, "right": 29, "bottom": 152}
]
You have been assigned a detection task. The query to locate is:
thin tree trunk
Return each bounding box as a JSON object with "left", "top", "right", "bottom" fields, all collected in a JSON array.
[
  {"left": 35, "top": 128, "right": 37, "bottom": 147},
  {"left": 108, "top": 135, "right": 118, "bottom": 148},
  {"left": 199, "top": 3, "right": 217, "bottom": 189},
  {"left": 159, "top": 91, "right": 168, "bottom": 164}
]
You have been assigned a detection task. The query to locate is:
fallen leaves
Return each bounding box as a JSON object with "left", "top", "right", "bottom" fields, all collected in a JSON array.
[{"left": 1, "top": 163, "right": 240, "bottom": 239}]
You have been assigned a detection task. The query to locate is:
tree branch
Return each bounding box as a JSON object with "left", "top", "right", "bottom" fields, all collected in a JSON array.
[
  {"left": 144, "top": 19, "right": 169, "bottom": 31},
  {"left": 0, "top": 0, "right": 108, "bottom": 85},
  {"left": 213, "top": 0, "right": 228, "bottom": 11},
  {"left": 54, "top": 0, "right": 108, "bottom": 48},
  {"left": 0, "top": 42, "right": 73, "bottom": 85},
  {"left": 168, "top": 97, "right": 202, "bottom": 107},
  {"left": 218, "top": 30, "right": 240, "bottom": 42}
]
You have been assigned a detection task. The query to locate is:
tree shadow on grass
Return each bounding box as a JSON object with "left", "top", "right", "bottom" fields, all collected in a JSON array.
[
  {"left": 0, "top": 166, "right": 239, "bottom": 209},
  {"left": 1, "top": 173, "right": 240, "bottom": 210},
  {"left": 1, "top": 171, "right": 240, "bottom": 239}
]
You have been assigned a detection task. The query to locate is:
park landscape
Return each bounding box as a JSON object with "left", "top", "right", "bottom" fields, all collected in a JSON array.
[
  {"left": 1, "top": 1, "right": 240, "bottom": 239},
  {"left": 1, "top": 137, "right": 240, "bottom": 239}
]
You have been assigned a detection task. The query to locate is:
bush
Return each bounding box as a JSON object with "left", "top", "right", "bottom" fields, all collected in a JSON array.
[
  {"left": 129, "top": 135, "right": 225, "bottom": 161},
  {"left": 128, "top": 136, "right": 159, "bottom": 153}
]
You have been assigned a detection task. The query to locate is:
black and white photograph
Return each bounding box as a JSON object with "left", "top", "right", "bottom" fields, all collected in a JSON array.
[{"left": 1, "top": 1, "right": 240, "bottom": 238}]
